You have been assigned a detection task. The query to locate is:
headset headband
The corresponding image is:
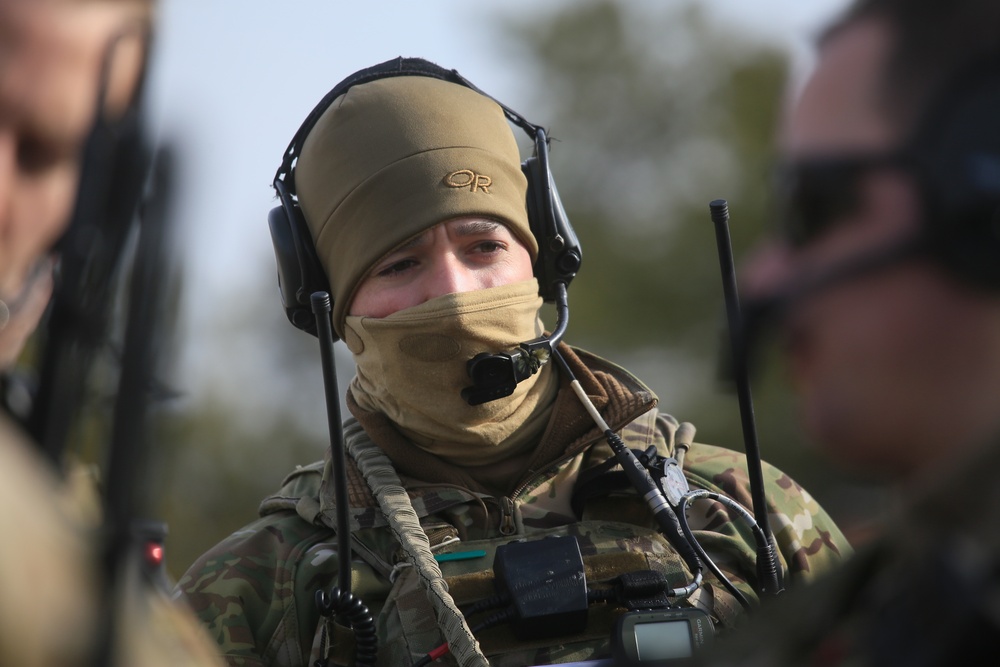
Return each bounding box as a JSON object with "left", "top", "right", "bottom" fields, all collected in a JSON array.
[{"left": 273, "top": 57, "right": 543, "bottom": 195}]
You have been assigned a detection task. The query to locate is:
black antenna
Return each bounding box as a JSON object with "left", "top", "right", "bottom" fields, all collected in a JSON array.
[
  {"left": 709, "top": 199, "right": 783, "bottom": 598},
  {"left": 310, "top": 292, "right": 377, "bottom": 667},
  {"left": 93, "top": 145, "right": 173, "bottom": 667},
  {"left": 312, "top": 293, "right": 351, "bottom": 590}
]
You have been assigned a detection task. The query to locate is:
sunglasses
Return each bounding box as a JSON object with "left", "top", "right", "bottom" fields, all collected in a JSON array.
[{"left": 773, "top": 152, "right": 911, "bottom": 248}]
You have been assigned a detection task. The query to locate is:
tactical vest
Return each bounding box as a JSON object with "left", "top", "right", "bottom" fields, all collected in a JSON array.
[
  {"left": 188, "top": 348, "right": 850, "bottom": 667},
  {"left": 268, "top": 419, "right": 748, "bottom": 667}
]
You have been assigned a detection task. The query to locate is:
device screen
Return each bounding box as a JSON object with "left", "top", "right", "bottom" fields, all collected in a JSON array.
[{"left": 633, "top": 619, "right": 694, "bottom": 661}]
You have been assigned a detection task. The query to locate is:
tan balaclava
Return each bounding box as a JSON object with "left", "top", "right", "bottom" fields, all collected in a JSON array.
[{"left": 294, "top": 71, "right": 558, "bottom": 464}]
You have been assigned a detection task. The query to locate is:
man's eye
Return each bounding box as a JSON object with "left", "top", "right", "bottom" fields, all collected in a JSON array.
[
  {"left": 376, "top": 259, "right": 417, "bottom": 277},
  {"left": 18, "top": 136, "right": 66, "bottom": 174},
  {"left": 474, "top": 240, "right": 505, "bottom": 254}
]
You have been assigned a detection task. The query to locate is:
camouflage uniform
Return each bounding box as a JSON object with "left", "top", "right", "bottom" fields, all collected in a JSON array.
[
  {"left": 0, "top": 412, "right": 225, "bottom": 667},
  {"left": 178, "top": 347, "right": 851, "bottom": 666},
  {"left": 696, "top": 430, "right": 1000, "bottom": 667}
]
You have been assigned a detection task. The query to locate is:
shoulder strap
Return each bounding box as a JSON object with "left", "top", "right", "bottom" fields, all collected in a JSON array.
[{"left": 347, "top": 428, "right": 490, "bottom": 667}]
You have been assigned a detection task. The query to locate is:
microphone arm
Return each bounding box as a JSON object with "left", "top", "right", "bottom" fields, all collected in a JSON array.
[{"left": 461, "top": 281, "right": 569, "bottom": 406}]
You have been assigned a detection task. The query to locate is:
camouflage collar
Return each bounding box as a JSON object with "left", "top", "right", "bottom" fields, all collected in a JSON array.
[{"left": 304, "top": 345, "right": 659, "bottom": 531}]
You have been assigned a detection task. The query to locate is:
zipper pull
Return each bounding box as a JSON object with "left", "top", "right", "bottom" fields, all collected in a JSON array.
[{"left": 499, "top": 496, "right": 516, "bottom": 536}]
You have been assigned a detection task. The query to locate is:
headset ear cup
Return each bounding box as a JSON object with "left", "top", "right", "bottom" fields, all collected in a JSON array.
[
  {"left": 267, "top": 205, "right": 297, "bottom": 308},
  {"left": 917, "top": 64, "right": 1000, "bottom": 291},
  {"left": 267, "top": 202, "right": 328, "bottom": 335},
  {"left": 930, "top": 202, "right": 1000, "bottom": 290},
  {"left": 522, "top": 155, "right": 547, "bottom": 254},
  {"left": 523, "top": 133, "right": 582, "bottom": 303},
  {"left": 546, "top": 168, "right": 582, "bottom": 277}
]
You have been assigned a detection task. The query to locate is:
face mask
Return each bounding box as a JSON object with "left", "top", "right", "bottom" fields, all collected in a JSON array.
[{"left": 344, "top": 279, "right": 558, "bottom": 465}]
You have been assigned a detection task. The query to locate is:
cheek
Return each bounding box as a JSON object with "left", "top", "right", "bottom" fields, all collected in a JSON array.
[
  {"left": 25, "top": 165, "right": 79, "bottom": 247},
  {"left": 816, "top": 273, "right": 928, "bottom": 372},
  {"left": 0, "top": 267, "right": 52, "bottom": 367},
  {"left": 506, "top": 243, "right": 536, "bottom": 283},
  {"left": 349, "top": 279, "right": 432, "bottom": 319},
  {"left": 2, "top": 166, "right": 78, "bottom": 291},
  {"left": 348, "top": 286, "right": 401, "bottom": 319},
  {"left": 796, "top": 269, "right": 940, "bottom": 440},
  {"left": 473, "top": 244, "right": 535, "bottom": 291}
]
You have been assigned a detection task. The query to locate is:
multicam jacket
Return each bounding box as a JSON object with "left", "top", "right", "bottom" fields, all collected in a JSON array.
[
  {"left": 177, "top": 347, "right": 851, "bottom": 666},
  {"left": 696, "top": 431, "right": 1000, "bottom": 667},
  {"left": 0, "top": 415, "right": 225, "bottom": 667}
]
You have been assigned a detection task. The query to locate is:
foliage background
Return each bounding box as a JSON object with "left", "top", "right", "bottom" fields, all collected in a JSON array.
[{"left": 115, "top": 0, "right": 884, "bottom": 581}]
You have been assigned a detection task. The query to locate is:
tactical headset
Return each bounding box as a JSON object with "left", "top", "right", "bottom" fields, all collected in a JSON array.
[
  {"left": 267, "top": 56, "right": 582, "bottom": 339},
  {"left": 741, "top": 54, "right": 1000, "bottom": 374},
  {"left": 908, "top": 56, "right": 1000, "bottom": 291},
  {"left": 25, "top": 24, "right": 153, "bottom": 464},
  {"left": 780, "top": 55, "right": 1000, "bottom": 293}
]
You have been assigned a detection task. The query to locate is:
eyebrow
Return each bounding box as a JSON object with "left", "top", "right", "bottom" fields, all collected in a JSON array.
[
  {"left": 452, "top": 219, "right": 503, "bottom": 236},
  {"left": 392, "top": 219, "right": 505, "bottom": 253}
]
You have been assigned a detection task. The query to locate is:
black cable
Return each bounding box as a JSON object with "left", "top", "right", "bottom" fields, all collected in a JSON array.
[
  {"left": 314, "top": 588, "right": 376, "bottom": 667},
  {"left": 460, "top": 591, "right": 510, "bottom": 618},
  {"left": 603, "top": 429, "right": 704, "bottom": 577},
  {"left": 552, "top": 349, "right": 704, "bottom": 593},
  {"left": 588, "top": 587, "right": 616, "bottom": 604},
  {"left": 675, "top": 499, "right": 754, "bottom": 613},
  {"left": 677, "top": 488, "right": 782, "bottom": 612}
]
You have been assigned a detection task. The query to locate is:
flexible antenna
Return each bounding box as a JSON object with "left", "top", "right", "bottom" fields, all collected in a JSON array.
[
  {"left": 709, "top": 199, "right": 783, "bottom": 598},
  {"left": 310, "top": 292, "right": 377, "bottom": 667},
  {"left": 312, "top": 293, "right": 352, "bottom": 592}
]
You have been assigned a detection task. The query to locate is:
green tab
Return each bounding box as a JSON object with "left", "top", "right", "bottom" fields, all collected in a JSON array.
[{"left": 434, "top": 549, "right": 487, "bottom": 563}]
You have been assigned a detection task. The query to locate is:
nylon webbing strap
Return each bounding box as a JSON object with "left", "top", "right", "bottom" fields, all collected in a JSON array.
[{"left": 347, "top": 430, "right": 490, "bottom": 666}]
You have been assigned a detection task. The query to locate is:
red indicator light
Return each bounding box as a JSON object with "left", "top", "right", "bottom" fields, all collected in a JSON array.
[{"left": 146, "top": 542, "right": 164, "bottom": 566}]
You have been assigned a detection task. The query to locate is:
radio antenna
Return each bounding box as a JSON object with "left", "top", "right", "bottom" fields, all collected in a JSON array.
[
  {"left": 311, "top": 293, "right": 377, "bottom": 667},
  {"left": 709, "top": 199, "right": 782, "bottom": 598}
]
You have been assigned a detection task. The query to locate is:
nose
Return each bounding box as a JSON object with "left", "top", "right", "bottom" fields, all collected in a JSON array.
[
  {"left": 0, "top": 129, "right": 14, "bottom": 226},
  {"left": 422, "top": 252, "right": 481, "bottom": 303},
  {"left": 0, "top": 129, "right": 17, "bottom": 293}
]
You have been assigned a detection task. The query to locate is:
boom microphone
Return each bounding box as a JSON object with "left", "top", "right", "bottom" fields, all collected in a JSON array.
[{"left": 462, "top": 282, "right": 570, "bottom": 406}]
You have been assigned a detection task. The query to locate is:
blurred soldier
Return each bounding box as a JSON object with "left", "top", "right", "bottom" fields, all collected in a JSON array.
[
  {"left": 0, "top": 0, "right": 224, "bottom": 665},
  {"left": 699, "top": 0, "right": 1000, "bottom": 664},
  {"left": 178, "top": 57, "right": 852, "bottom": 666}
]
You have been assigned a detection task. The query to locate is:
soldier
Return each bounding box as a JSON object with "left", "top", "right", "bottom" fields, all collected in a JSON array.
[
  {"left": 0, "top": 0, "right": 224, "bottom": 665},
  {"left": 698, "top": 0, "right": 1000, "bottom": 664},
  {"left": 177, "top": 57, "right": 852, "bottom": 666}
]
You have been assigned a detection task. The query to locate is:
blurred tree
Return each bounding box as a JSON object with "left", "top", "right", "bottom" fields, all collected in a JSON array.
[
  {"left": 151, "top": 242, "right": 343, "bottom": 580},
  {"left": 152, "top": 398, "right": 327, "bottom": 578},
  {"left": 499, "top": 0, "right": 879, "bottom": 539},
  {"left": 500, "top": 0, "right": 779, "bottom": 352},
  {"left": 155, "top": 1, "right": 881, "bottom": 578}
]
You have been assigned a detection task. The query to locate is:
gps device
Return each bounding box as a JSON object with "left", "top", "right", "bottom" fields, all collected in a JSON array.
[{"left": 612, "top": 608, "right": 714, "bottom": 665}]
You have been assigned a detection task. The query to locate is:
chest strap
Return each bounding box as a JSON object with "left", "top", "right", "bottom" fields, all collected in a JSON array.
[{"left": 347, "top": 433, "right": 490, "bottom": 667}]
